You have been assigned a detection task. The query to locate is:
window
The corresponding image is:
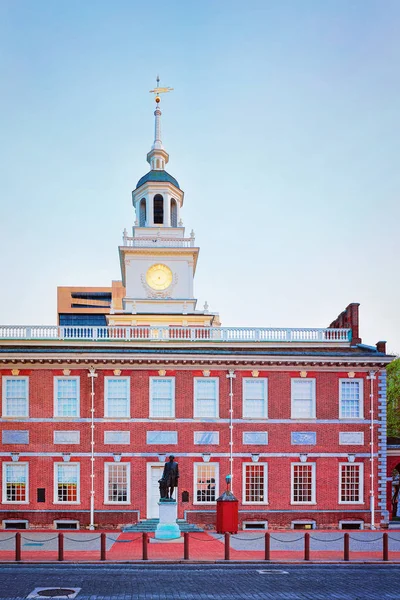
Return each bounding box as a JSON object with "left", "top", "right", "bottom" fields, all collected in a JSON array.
[
  {"left": 243, "top": 432, "right": 268, "bottom": 445},
  {"left": 194, "top": 379, "right": 219, "bottom": 418},
  {"left": 2, "top": 463, "right": 28, "bottom": 503},
  {"left": 194, "top": 431, "right": 219, "bottom": 445},
  {"left": 153, "top": 194, "right": 164, "bottom": 224},
  {"left": 291, "top": 463, "right": 316, "bottom": 504},
  {"left": 54, "top": 378, "right": 80, "bottom": 417},
  {"left": 291, "top": 379, "right": 316, "bottom": 419},
  {"left": 2, "top": 377, "right": 29, "bottom": 417},
  {"left": 243, "top": 463, "right": 268, "bottom": 504},
  {"left": 194, "top": 463, "right": 218, "bottom": 504},
  {"left": 150, "top": 378, "right": 175, "bottom": 418},
  {"left": 339, "top": 380, "right": 363, "bottom": 419},
  {"left": 104, "top": 378, "right": 130, "bottom": 418},
  {"left": 55, "top": 463, "right": 79, "bottom": 503},
  {"left": 339, "top": 463, "right": 363, "bottom": 503},
  {"left": 171, "top": 199, "right": 178, "bottom": 227},
  {"left": 139, "top": 198, "right": 146, "bottom": 226},
  {"left": 243, "top": 379, "right": 268, "bottom": 418},
  {"left": 104, "top": 463, "right": 130, "bottom": 504}
]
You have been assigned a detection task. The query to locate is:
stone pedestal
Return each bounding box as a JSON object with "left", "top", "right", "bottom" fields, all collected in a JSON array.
[{"left": 155, "top": 501, "right": 181, "bottom": 540}]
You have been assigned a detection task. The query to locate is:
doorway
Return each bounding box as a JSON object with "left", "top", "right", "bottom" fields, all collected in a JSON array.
[{"left": 146, "top": 464, "right": 164, "bottom": 518}]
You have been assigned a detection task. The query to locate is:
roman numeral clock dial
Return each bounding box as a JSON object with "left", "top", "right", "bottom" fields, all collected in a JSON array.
[{"left": 145, "top": 264, "right": 173, "bottom": 291}]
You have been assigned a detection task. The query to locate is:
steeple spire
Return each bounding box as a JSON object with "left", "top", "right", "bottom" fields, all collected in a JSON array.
[{"left": 147, "top": 76, "right": 173, "bottom": 170}]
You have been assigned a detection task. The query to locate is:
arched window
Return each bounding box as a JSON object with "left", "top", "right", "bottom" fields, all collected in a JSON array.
[
  {"left": 139, "top": 199, "right": 146, "bottom": 227},
  {"left": 171, "top": 199, "right": 178, "bottom": 227},
  {"left": 153, "top": 194, "right": 164, "bottom": 224}
]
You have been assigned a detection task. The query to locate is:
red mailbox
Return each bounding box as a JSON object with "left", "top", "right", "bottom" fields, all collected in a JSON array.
[{"left": 216, "top": 490, "right": 238, "bottom": 534}]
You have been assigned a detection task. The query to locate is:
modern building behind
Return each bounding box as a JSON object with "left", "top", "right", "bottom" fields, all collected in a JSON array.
[{"left": 0, "top": 88, "right": 393, "bottom": 531}]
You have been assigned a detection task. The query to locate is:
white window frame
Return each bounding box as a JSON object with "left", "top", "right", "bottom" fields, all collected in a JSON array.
[
  {"left": 54, "top": 462, "right": 80, "bottom": 504},
  {"left": 291, "top": 379, "right": 316, "bottom": 419},
  {"left": 242, "top": 378, "right": 268, "bottom": 419},
  {"left": 338, "top": 462, "right": 364, "bottom": 504},
  {"left": 53, "top": 377, "right": 80, "bottom": 418},
  {"left": 104, "top": 462, "right": 131, "bottom": 504},
  {"left": 339, "top": 379, "right": 364, "bottom": 419},
  {"left": 193, "top": 462, "right": 219, "bottom": 505},
  {"left": 2, "top": 462, "right": 29, "bottom": 504},
  {"left": 194, "top": 378, "right": 219, "bottom": 419},
  {"left": 291, "top": 462, "right": 316, "bottom": 504},
  {"left": 149, "top": 377, "right": 175, "bottom": 419},
  {"left": 2, "top": 377, "right": 29, "bottom": 418},
  {"left": 104, "top": 377, "right": 130, "bottom": 418},
  {"left": 242, "top": 462, "right": 268, "bottom": 505}
]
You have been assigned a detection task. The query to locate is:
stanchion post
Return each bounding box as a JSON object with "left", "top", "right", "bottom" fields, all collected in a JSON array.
[
  {"left": 142, "top": 532, "right": 148, "bottom": 560},
  {"left": 184, "top": 532, "right": 189, "bottom": 560},
  {"left": 344, "top": 532, "right": 350, "bottom": 561},
  {"left": 15, "top": 532, "right": 21, "bottom": 562},
  {"left": 224, "top": 532, "right": 230, "bottom": 561},
  {"left": 383, "top": 532, "right": 389, "bottom": 561},
  {"left": 100, "top": 532, "right": 106, "bottom": 561},
  {"left": 264, "top": 532, "right": 270, "bottom": 561},
  {"left": 58, "top": 533, "right": 64, "bottom": 562},
  {"left": 304, "top": 532, "right": 310, "bottom": 561}
]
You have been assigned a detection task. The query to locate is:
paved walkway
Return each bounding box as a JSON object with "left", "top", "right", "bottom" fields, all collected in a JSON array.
[{"left": 1, "top": 530, "right": 400, "bottom": 562}]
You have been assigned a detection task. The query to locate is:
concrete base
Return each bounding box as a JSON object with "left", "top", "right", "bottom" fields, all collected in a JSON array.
[{"left": 155, "top": 501, "right": 181, "bottom": 540}]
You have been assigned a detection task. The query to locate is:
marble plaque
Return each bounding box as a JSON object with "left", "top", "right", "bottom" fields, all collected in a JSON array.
[
  {"left": 104, "top": 431, "right": 130, "bottom": 445},
  {"left": 194, "top": 431, "right": 219, "bottom": 445},
  {"left": 54, "top": 431, "right": 80, "bottom": 444},
  {"left": 339, "top": 432, "right": 364, "bottom": 445},
  {"left": 147, "top": 431, "right": 178, "bottom": 445},
  {"left": 243, "top": 432, "right": 268, "bottom": 445},
  {"left": 2, "top": 430, "right": 29, "bottom": 444},
  {"left": 291, "top": 432, "right": 316, "bottom": 445}
]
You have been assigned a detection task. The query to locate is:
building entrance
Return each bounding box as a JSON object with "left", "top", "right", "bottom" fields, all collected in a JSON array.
[{"left": 147, "top": 464, "right": 164, "bottom": 518}]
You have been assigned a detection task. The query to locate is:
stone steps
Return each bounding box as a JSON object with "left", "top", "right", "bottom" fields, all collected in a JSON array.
[{"left": 123, "top": 519, "right": 203, "bottom": 533}]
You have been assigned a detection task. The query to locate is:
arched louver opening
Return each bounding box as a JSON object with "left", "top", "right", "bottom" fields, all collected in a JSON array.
[
  {"left": 153, "top": 194, "right": 164, "bottom": 224},
  {"left": 139, "top": 199, "right": 146, "bottom": 227},
  {"left": 171, "top": 199, "right": 177, "bottom": 227}
]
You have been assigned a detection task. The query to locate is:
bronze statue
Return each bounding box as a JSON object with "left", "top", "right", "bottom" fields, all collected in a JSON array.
[{"left": 159, "top": 455, "right": 179, "bottom": 501}]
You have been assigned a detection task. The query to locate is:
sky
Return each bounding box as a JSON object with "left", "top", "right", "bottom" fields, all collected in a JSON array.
[{"left": 0, "top": 0, "right": 399, "bottom": 353}]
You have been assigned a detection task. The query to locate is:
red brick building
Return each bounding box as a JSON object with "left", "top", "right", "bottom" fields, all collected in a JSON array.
[{"left": 0, "top": 88, "right": 393, "bottom": 531}]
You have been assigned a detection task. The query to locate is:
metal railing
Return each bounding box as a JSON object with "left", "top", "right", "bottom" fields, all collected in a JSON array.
[{"left": 0, "top": 325, "right": 351, "bottom": 343}]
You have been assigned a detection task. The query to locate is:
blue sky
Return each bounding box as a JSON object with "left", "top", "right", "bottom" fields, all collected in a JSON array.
[{"left": 0, "top": 0, "right": 399, "bottom": 353}]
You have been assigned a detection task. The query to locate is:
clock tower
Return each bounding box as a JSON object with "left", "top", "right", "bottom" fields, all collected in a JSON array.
[{"left": 109, "top": 80, "right": 219, "bottom": 328}]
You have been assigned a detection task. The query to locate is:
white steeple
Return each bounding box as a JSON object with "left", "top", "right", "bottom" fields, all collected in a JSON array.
[{"left": 147, "top": 76, "right": 173, "bottom": 171}]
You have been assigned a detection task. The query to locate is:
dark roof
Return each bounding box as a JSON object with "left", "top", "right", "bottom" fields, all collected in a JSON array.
[{"left": 136, "top": 170, "right": 180, "bottom": 190}]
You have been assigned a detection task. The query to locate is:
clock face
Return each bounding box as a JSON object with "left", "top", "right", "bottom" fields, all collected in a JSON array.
[{"left": 145, "top": 263, "right": 173, "bottom": 291}]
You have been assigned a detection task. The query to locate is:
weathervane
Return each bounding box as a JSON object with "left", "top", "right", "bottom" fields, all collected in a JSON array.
[{"left": 149, "top": 75, "right": 174, "bottom": 104}]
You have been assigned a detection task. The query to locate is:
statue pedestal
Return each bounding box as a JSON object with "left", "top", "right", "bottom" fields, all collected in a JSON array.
[{"left": 155, "top": 501, "right": 181, "bottom": 540}]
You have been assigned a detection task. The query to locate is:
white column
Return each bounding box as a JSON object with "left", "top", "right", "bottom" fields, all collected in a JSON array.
[
  {"left": 147, "top": 195, "right": 154, "bottom": 226},
  {"left": 164, "top": 194, "right": 171, "bottom": 227}
]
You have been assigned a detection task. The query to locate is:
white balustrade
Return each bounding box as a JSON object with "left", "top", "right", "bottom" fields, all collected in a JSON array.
[
  {"left": 122, "top": 236, "right": 195, "bottom": 248},
  {"left": 0, "top": 325, "right": 351, "bottom": 343}
]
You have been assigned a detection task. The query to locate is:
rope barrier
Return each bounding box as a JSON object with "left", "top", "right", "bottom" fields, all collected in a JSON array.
[
  {"left": 106, "top": 536, "right": 142, "bottom": 543},
  {"left": 64, "top": 535, "right": 102, "bottom": 543},
  {"left": 349, "top": 536, "right": 383, "bottom": 543},
  {"left": 0, "top": 536, "right": 16, "bottom": 543},
  {"left": 190, "top": 534, "right": 224, "bottom": 541},
  {"left": 231, "top": 534, "right": 266, "bottom": 541},
  {"left": 388, "top": 535, "right": 400, "bottom": 542},
  {"left": 269, "top": 535, "right": 304, "bottom": 543},
  {"left": 21, "top": 536, "right": 59, "bottom": 543},
  {"left": 309, "top": 536, "right": 344, "bottom": 543}
]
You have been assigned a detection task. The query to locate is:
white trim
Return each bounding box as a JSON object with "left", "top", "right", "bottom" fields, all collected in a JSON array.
[
  {"left": 291, "top": 378, "right": 316, "bottom": 419},
  {"left": 53, "top": 462, "right": 80, "bottom": 504},
  {"left": 339, "top": 379, "right": 364, "bottom": 419},
  {"left": 193, "top": 462, "right": 219, "bottom": 505},
  {"left": 53, "top": 376, "right": 80, "bottom": 418},
  {"left": 242, "top": 462, "right": 268, "bottom": 505},
  {"left": 104, "top": 377, "right": 130, "bottom": 418},
  {"left": 146, "top": 462, "right": 164, "bottom": 519},
  {"left": 104, "top": 462, "right": 131, "bottom": 504},
  {"left": 2, "top": 462, "right": 29, "bottom": 504},
  {"left": 290, "top": 462, "right": 316, "bottom": 504},
  {"left": 149, "top": 377, "right": 175, "bottom": 419},
  {"left": 242, "top": 378, "right": 268, "bottom": 419},
  {"left": 54, "top": 520, "right": 80, "bottom": 530},
  {"left": 2, "top": 519, "right": 29, "bottom": 529},
  {"left": 2, "top": 376, "right": 29, "bottom": 418},
  {"left": 338, "top": 462, "right": 364, "bottom": 504},
  {"left": 193, "top": 378, "right": 219, "bottom": 419}
]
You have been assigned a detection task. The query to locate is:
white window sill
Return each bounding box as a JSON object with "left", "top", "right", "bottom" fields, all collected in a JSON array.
[
  {"left": 2, "top": 501, "right": 29, "bottom": 505},
  {"left": 104, "top": 501, "right": 131, "bottom": 505},
  {"left": 193, "top": 502, "right": 217, "bottom": 506},
  {"left": 2, "top": 415, "right": 29, "bottom": 419},
  {"left": 290, "top": 502, "right": 317, "bottom": 505},
  {"left": 149, "top": 416, "right": 175, "bottom": 420},
  {"left": 53, "top": 501, "right": 81, "bottom": 505},
  {"left": 242, "top": 502, "right": 269, "bottom": 506},
  {"left": 338, "top": 501, "right": 365, "bottom": 505}
]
